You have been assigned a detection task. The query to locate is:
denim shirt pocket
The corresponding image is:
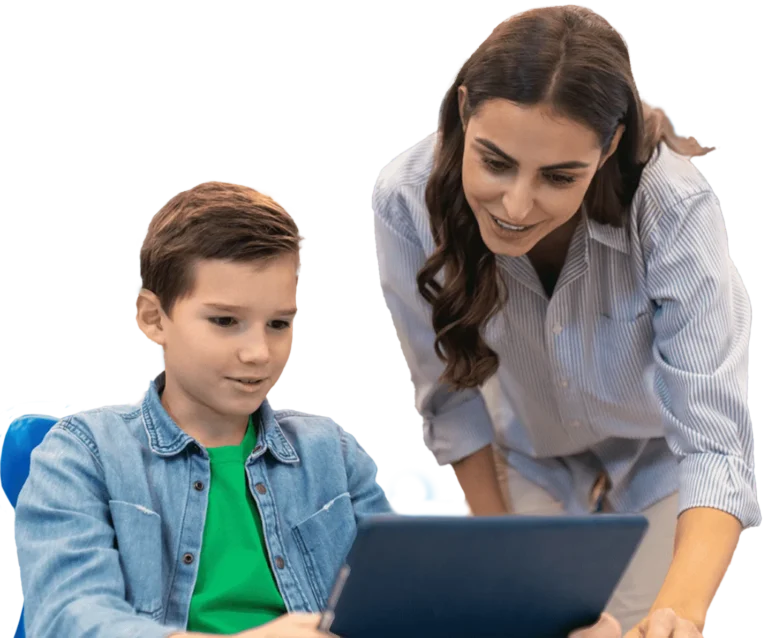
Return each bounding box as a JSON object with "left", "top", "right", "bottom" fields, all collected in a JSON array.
[
  {"left": 108, "top": 500, "right": 164, "bottom": 619},
  {"left": 291, "top": 492, "right": 356, "bottom": 609}
]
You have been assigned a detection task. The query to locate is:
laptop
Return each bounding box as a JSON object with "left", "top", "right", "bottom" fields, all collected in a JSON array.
[{"left": 319, "top": 514, "right": 648, "bottom": 638}]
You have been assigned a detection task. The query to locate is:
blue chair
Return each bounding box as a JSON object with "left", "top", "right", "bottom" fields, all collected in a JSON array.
[{"left": 1, "top": 415, "right": 58, "bottom": 638}]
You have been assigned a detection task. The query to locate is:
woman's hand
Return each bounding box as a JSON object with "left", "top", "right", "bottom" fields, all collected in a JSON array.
[
  {"left": 625, "top": 608, "right": 703, "bottom": 637},
  {"left": 643, "top": 100, "right": 722, "bottom": 160}
]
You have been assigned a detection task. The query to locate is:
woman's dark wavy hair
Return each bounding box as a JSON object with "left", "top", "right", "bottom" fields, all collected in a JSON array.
[{"left": 417, "top": 5, "right": 712, "bottom": 390}]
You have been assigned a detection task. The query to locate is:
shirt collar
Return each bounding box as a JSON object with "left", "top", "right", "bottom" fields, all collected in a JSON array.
[
  {"left": 585, "top": 210, "right": 631, "bottom": 254},
  {"left": 141, "top": 372, "right": 299, "bottom": 464}
]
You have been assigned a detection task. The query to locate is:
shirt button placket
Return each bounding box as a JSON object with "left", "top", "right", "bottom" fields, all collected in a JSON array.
[{"left": 251, "top": 479, "right": 286, "bottom": 570}]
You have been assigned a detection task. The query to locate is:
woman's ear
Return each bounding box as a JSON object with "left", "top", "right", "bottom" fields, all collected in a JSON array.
[
  {"left": 458, "top": 85, "right": 469, "bottom": 132},
  {"left": 598, "top": 124, "right": 626, "bottom": 169}
]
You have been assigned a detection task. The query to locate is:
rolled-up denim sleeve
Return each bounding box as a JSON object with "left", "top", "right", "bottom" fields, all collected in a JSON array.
[
  {"left": 15, "top": 424, "right": 179, "bottom": 638},
  {"left": 372, "top": 180, "right": 495, "bottom": 465},
  {"left": 645, "top": 190, "right": 760, "bottom": 528}
]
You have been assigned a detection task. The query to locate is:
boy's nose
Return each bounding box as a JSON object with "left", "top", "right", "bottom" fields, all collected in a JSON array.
[{"left": 238, "top": 339, "right": 270, "bottom": 365}]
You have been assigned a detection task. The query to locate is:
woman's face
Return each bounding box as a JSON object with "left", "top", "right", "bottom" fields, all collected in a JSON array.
[{"left": 460, "top": 97, "right": 616, "bottom": 257}]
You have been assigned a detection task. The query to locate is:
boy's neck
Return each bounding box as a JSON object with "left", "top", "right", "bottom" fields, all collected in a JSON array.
[{"left": 160, "top": 377, "right": 252, "bottom": 449}]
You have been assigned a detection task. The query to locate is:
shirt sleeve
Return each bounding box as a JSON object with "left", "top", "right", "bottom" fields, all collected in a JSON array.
[
  {"left": 644, "top": 189, "right": 760, "bottom": 528},
  {"left": 372, "top": 178, "right": 496, "bottom": 465},
  {"left": 14, "top": 425, "right": 180, "bottom": 638},
  {"left": 339, "top": 428, "right": 394, "bottom": 519}
]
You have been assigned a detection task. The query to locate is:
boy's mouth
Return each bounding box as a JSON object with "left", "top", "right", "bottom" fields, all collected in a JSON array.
[{"left": 227, "top": 376, "right": 266, "bottom": 390}]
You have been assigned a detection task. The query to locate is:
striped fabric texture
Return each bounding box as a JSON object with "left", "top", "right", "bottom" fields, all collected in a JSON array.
[{"left": 372, "top": 133, "right": 760, "bottom": 527}]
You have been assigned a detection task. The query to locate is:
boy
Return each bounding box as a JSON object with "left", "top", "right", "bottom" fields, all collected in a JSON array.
[
  {"left": 14, "top": 182, "right": 620, "bottom": 638},
  {"left": 15, "top": 182, "right": 384, "bottom": 637}
]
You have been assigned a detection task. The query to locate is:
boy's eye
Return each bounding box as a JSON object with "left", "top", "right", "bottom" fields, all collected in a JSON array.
[
  {"left": 208, "top": 317, "right": 291, "bottom": 330},
  {"left": 209, "top": 317, "right": 238, "bottom": 328}
]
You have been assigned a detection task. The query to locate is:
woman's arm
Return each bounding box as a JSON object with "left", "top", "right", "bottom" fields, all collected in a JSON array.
[
  {"left": 638, "top": 184, "right": 760, "bottom": 631},
  {"left": 649, "top": 507, "right": 741, "bottom": 629},
  {"left": 372, "top": 173, "right": 497, "bottom": 467},
  {"left": 452, "top": 445, "right": 508, "bottom": 515}
]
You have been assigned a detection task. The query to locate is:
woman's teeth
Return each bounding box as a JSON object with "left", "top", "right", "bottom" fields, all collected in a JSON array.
[{"left": 493, "top": 216, "right": 530, "bottom": 231}]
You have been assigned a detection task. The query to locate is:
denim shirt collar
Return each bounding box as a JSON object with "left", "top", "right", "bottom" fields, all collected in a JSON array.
[{"left": 141, "top": 372, "right": 300, "bottom": 464}]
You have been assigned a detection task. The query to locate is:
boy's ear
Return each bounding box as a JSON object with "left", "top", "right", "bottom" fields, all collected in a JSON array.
[{"left": 136, "top": 289, "right": 168, "bottom": 346}]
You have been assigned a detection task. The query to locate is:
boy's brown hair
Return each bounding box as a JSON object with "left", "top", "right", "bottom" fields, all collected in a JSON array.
[{"left": 140, "top": 181, "right": 301, "bottom": 313}]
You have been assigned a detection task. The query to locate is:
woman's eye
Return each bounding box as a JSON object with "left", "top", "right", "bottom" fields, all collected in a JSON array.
[
  {"left": 546, "top": 173, "right": 576, "bottom": 185},
  {"left": 481, "top": 156, "right": 508, "bottom": 173},
  {"left": 270, "top": 320, "right": 291, "bottom": 331},
  {"left": 209, "top": 317, "right": 237, "bottom": 328},
  {"left": 480, "top": 156, "right": 577, "bottom": 185}
]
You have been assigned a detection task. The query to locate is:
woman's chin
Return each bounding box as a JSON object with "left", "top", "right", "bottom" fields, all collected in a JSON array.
[{"left": 480, "top": 231, "right": 536, "bottom": 258}]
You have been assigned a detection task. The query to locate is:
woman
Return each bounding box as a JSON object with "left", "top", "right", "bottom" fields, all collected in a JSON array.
[{"left": 372, "top": 5, "right": 759, "bottom": 637}]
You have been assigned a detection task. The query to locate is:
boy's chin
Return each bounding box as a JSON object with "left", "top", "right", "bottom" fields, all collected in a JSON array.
[{"left": 222, "top": 396, "right": 267, "bottom": 417}]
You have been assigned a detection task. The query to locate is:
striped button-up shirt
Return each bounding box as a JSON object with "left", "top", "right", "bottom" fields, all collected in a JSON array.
[{"left": 373, "top": 133, "right": 760, "bottom": 527}]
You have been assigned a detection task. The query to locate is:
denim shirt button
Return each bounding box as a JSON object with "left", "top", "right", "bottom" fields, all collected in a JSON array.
[
  {"left": 183, "top": 553, "right": 195, "bottom": 565},
  {"left": 193, "top": 481, "right": 204, "bottom": 491},
  {"left": 275, "top": 556, "right": 285, "bottom": 570},
  {"left": 255, "top": 483, "right": 267, "bottom": 495}
]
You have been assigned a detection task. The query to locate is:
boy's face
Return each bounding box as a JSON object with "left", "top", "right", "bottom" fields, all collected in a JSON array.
[{"left": 145, "top": 254, "right": 298, "bottom": 422}]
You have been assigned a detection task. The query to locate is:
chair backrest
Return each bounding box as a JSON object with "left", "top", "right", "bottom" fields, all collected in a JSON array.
[
  {"left": 2, "top": 415, "right": 58, "bottom": 507},
  {"left": 2, "top": 414, "right": 58, "bottom": 638}
]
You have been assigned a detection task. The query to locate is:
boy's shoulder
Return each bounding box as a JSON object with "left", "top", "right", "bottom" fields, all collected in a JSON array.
[
  {"left": 269, "top": 408, "right": 366, "bottom": 460},
  {"left": 58, "top": 401, "right": 144, "bottom": 431},
  {"left": 272, "top": 406, "right": 377, "bottom": 478},
  {"left": 49, "top": 401, "right": 148, "bottom": 458},
  {"left": 271, "top": 408, "right": 345, "bottom": 442}
]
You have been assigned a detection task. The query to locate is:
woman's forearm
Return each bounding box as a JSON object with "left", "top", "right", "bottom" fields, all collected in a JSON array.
[
  {"left": 451, "top": 444, "right": 509, "bottom": 515},
  {"left": 650, "top": 506, "right": 742, "bottom": 630}
]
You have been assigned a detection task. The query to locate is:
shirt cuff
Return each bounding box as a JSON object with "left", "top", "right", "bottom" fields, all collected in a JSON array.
[
  {"left": 423, "top": 393, "right": 496, "bottom": 466},
  {"left": 678, "top": 452, "right": 761, "bottom": 528}
]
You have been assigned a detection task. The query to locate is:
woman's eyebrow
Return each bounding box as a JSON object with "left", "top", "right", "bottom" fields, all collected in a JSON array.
[{"left": 475, "top": 137, "right": 591, "bottom": 170}]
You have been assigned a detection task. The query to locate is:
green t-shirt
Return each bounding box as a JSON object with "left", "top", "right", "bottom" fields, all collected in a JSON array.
[{"left": 187, "top": 419, "right": 286, "bottom": 634}]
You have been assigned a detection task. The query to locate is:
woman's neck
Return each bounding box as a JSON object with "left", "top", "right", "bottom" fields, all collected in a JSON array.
[{"left": 530, "top": 212, "right": 580, "bottom": 263}]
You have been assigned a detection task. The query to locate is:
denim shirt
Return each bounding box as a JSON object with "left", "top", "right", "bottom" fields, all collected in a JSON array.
[{"left": 15, "top": 375, "right": 392, "bottom": 638}]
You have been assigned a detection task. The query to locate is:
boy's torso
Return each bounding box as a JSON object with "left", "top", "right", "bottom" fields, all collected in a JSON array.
[{"left": 20, "top": 375, "right": 389, "bottom": 629}]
